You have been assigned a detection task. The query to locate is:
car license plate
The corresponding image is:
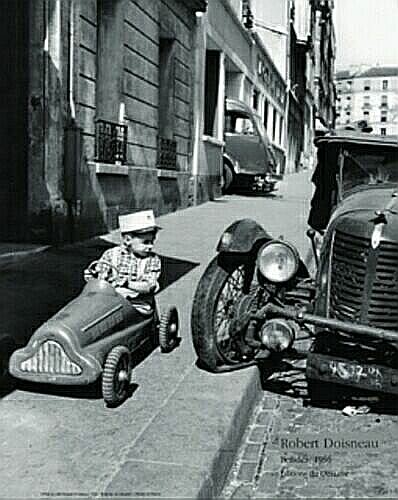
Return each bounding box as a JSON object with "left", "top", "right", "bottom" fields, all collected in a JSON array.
[
  {"left": 327, "top": 359, "right": 383, "bottom": 390},
  {"left": 307, "top": 353, "right": 387, "bottom": 391}
]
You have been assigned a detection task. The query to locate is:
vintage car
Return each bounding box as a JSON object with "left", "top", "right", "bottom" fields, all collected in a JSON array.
[
  {"left": 9, "top": 261, "right": 179, "bottom": 406},
  {"left": 192, "top": 129, "right": 398, "bottom": 404},
  {"left": 222, "top": 99, "right": 282, "bottom": 194}
]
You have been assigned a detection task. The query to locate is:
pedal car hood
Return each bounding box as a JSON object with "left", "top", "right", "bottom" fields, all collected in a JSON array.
[{"left": 9, "top": 280, "right": 131, "bottom": 384}]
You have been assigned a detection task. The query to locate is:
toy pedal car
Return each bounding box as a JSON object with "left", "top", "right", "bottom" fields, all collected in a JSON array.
[
  {"left": 9, "top": 260, "right": 179, "bottom": 406},
  {"left": 192, "top": 129, "right": 398, "bottom": 405}
]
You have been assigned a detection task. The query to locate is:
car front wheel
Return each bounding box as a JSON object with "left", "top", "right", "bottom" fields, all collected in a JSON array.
[{"left": 191, "top": 254, "right": 254, "bottom": 371}]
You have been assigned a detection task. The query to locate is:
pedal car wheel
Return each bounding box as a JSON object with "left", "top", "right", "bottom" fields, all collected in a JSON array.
[
  {"left": 102, "top": 346, "right": 131, "bottom": 406},
  {"left": 0, "top": 335, "right": 17, "bottom": 390},
  {"left": 191, "top": 254, "right": 254, "bottom": 371},
  {"left": 159, "top": 307, "right": 179, "bottom": 353}
]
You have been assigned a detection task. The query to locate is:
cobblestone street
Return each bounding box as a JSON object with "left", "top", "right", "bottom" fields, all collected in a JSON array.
[{"left": 221, "top": 355, "right": 398, "bottom": 499}]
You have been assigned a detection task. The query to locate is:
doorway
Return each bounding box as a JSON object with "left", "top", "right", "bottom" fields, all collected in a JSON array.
[{"left": 0, "top": 0, "right": 29, "bottom": 240}]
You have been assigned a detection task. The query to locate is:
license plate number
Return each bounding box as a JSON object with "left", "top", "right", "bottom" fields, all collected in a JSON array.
[{"left": 328, "top": 360, "right": 383, "bottom": 389}]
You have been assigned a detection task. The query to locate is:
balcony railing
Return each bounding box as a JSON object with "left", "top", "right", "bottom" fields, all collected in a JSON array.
[
  {"left": 95, "top": 119, "right": 128, "bottom": 164},
  {"left": 157, "top": 136, "right": 177, "bottom": 170}
]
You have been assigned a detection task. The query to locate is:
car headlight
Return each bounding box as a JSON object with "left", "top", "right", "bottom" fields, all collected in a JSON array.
[{"left": 257, "top": 241, "right": 299, "bottom": 283}]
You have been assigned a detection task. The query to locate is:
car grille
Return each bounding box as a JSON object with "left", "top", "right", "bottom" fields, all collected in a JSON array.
[
  {"left": 20, "top": 340, "right": 82, "bottom": 375},
  {"left": 330, "top": 229, "right": 398, "bottom": 330}
]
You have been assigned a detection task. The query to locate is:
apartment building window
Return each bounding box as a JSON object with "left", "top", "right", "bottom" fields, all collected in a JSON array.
[
  {"left": 346, "top": 95, "right": 351, "bottom": 100},
  {"left": 346, "top": 111, "right": 351, "bottom": 116},
  {"left": 381, "top": 128, "right": 386, "bottom": 135},
  {"left": 263, "top": 99, "right": 269, "bottom": 130},
  {"left": 381, "top": 95, "right": 388, "bottom": 107},
  {"left": 204, "top": 50, "right": 220, "bottom": 136},
  {"left": 158, "top": 37, "right": 177, "bottom": 169},
  {"left": 346, "top": 80, "right": 352, "bottom": 90},
  {"left": 382, "top": 79, "right": 388, "bottom": 90},
  {"left": 363, "top": 111, "right": 369, "bottom": 117},
  {"left": 272, "top": 108, "right": 277, "bottom": 142},
  {"left": 252, "top": 88, "right": 259, "bottom": 111},
  {"left": 364, "top": 80, "right": 370, "bottom": 91},
  {"left": 381, "top": 116, "right": 387, "bottom": 122},
  {"left": 96, "top": 0, "right": 127, "bottom": 163},
  {"left": 279, "top": 116, "right": 283, "bottom": 145}
]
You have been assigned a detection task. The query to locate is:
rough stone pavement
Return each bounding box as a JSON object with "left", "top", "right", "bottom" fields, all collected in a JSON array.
[{"left": 221, "top": 359, "right": 398, "bottom": 499}]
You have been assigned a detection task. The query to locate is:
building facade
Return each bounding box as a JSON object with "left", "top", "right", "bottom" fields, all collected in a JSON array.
[
  {"left": 336, "top": 66, "right": 398, "bottom": 136},
  {"left": 191, "top": 0, "right": 287, "bottom": 203},
  {"left": 0, "top": 0, "right": 336, "bottom": 244},
  {"left": 0, "top": 0, "right": 206, "bottom": 243}
]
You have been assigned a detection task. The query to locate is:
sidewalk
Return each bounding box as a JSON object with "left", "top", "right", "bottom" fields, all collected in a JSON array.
[{"left": 0, "top": 171, "right": 313, "bottom": 499}]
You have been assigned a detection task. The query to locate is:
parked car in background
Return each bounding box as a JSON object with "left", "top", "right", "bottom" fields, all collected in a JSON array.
[
  {"left": 192, "top": 129, "right": 398, "bottom": 406},
  {"left": 222, "top": 98, "right": 282, "bottom": 194}
]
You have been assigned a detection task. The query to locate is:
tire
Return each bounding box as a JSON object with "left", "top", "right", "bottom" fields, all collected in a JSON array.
[
  {"left": 0, "top": 336, "right": 17, "bottom": 391},
  {"left": 102, "top": 346, "right": 131, "bottom": 407},
  {"left": 222, "top": 163, "right": 234, "bottom": 194},
  {"left": 159, "top": 307, "right": 179, "bottom": 353},
  {"left": 191, "top": 254, "right": 254, "bottom": 371}
]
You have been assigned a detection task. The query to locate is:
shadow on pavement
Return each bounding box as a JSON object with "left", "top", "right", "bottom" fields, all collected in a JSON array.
[{"left": 260, "top": 356, "right": 398, "bottom": 416}]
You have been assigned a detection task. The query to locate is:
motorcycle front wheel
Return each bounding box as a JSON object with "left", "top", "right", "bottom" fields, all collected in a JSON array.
[{"left": 191, "top": 254, "right": 254, "bottom": 372}]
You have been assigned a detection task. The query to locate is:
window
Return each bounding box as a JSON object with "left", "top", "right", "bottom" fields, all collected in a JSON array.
[
  {"left": 346, "top": 96, "right": 351, "bottom": 100},
  {"left": 96, "top": 0, "right": 127, "bottom": 163},
  {"left": 272, "top": 108, "right": 277, "bottom": 142},
  {"left": 364, "top": 95, "right": 370, "bottom": 100},
  {"left": 204, "top": 50, "right": 220, "bottom": 136},
  {"left": 158, "top": 37, "right": 177, "bottom": 169},
  {"left": 346, "top": 80, "right": 352, "bottom": 90},
  {"left": 381, "top": 95, "right": 388, "bottom": 107},
  {"left": 346, "top": 111, "right": 351, "bottom": 116},
  {"left": 382, "top": 80, "right": 388, "bottom": 90},
  {"left": 252, "top": 89, "right": 259, "bottom": 111},
  {"left": 363, "top": 111, "right": 369, "bottom": 116},
  {"left": 381, "top": 116, "right": 387, "bottom": 122},
  {"left": 381, "top": 128, "right": 386, "bottom": 135},
  {"left": 364, "top": 80, "right": 370, "bottom": 91},
  {"left": 263, "top": 99, "right": 269, "bottom": 130}
]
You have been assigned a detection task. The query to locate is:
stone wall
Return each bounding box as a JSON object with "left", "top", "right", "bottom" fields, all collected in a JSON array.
[{"left": 71, "top": 0, "right": 197, "bottom": 239}]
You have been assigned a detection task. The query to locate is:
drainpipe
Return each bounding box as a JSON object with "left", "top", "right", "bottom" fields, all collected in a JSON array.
[
  {"left": 68, "top": 0, "right": 75, "bottom": 121},
  {"left": 191, "top": 11, "right": 206, "bottom": 205}
]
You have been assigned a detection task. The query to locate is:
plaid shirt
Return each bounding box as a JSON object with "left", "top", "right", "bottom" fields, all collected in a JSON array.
[{"left": 96, "top": 245, "right": 161, "bottom": 292}]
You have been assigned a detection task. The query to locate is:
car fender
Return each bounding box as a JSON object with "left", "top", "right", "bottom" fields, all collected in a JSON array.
[
  {"left": 216, "top": 219, "right": 272, "bottom": 253},
  {"left": 223, "top": 152, "right": 240, "bottom": 174}
]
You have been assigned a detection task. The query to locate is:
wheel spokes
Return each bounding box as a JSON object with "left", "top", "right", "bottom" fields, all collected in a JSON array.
[{"left": 214, "top": 265, "right": 246, "bottom": 362}]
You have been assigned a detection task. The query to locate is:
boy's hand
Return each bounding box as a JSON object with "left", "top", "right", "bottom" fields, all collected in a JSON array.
[
  {"left": 84, "top": 269, "right": 94, "bottom": 282},
  {"left": 128, "top": 280, "right": 156, "bottom": 294}
]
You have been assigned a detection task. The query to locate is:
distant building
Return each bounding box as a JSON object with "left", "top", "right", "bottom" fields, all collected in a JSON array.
[{"left": 336, "top": 66, "right": 398, "bottom": 136}]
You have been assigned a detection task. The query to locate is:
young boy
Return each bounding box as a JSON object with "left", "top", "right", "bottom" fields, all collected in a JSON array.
[{"left": 85, "top": 210, "right": 162, "bottom": 314}]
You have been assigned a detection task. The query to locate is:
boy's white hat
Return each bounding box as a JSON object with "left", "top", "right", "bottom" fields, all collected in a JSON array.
[{"left": 119, "top": 210, "right": 161, "bottom": 234}]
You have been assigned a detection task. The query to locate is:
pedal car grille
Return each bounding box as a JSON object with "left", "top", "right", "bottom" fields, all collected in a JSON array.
[
  {"left": 20, "top": 340, "right": 82, "bottom": 375},
  {"left": 330, "top": 229, "right": 398, "bottom": 330}
]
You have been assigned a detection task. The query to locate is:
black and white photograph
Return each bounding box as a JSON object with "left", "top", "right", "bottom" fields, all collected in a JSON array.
[{"left": 0, "top": 0, "right": 398, "bottom": 498}]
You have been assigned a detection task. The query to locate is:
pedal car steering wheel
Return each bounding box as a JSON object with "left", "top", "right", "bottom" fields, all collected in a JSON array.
[{"left": 85, "top": 260, "right": 121, "bottom": 285}]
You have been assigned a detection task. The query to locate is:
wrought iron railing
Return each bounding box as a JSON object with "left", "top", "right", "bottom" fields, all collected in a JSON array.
[
  {"left": 157, "top": 136, "right": 177, "bottom": 170},
  {"left": 95, "top": 119, "right": 128, "bottom": 164}
]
